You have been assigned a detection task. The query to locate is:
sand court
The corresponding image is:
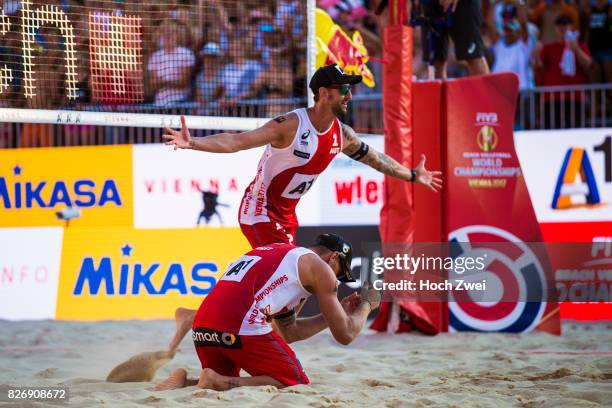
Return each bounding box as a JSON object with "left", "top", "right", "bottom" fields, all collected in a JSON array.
[{"left": 1, "top": 320, "right": 610, "bottom": 407}]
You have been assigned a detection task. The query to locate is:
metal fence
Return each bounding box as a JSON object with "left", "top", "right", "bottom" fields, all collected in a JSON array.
[
  {"left": 0, "top": 83, "right": 610, "bottom": 148},
  {"left": 516, "top": 83, "right": 612, "bottom": 130}
]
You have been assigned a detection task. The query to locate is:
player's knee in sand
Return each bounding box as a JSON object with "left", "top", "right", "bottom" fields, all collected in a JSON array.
[{"left": 155, "top": 234, "right": 381, "bottom": 391}]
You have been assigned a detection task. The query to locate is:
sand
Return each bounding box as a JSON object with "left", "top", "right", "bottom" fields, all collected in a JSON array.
[{"left": 1, "top": 320, "right": 610, "bottom": 407}]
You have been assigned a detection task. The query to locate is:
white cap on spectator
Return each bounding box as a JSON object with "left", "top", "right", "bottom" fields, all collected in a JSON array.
[{"left": 200, "top": 42, "right": 221, "bottom": 56}]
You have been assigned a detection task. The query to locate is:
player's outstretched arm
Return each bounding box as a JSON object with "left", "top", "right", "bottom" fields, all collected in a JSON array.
[
  {"left": 162, "top": 115, "right": 295, "bottom": 153},
  {"left": 340, "top": 123, "right": 443, "bottom": 192}
]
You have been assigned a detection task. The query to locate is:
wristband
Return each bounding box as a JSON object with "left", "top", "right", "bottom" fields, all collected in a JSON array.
[
  {"left": 349, "top": 141, "right": 369, "bottom": 161},
  {"left": 410, "top": 169, "right": 417, "bottom": 182}
]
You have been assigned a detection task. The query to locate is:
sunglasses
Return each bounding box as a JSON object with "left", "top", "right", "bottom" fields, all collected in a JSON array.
[
  {"left": 336, "top": 252, "right": 354, "bottom": 283},
  {"left": 327, "top": 84, "right": 352, "bottom": 95}
]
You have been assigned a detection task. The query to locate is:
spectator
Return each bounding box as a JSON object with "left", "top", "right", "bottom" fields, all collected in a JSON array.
[
  {"left": 250, "top": 8, "right": 275, "bottom": 54},
  {"left": 259, "top": 25, "right": 290, "bottom": 67},
  {"left": 421, "top": 0, "right": 490, "bottom": 79},
  {"left": 20, "top": 27, "right": 65, "bottom": 147},
  {"left": 195, "top": 42, "right": 223, "bottom": 107},
  {"left": 490, "top": 7, "right": 534, "bottom": 89},
  {"left": 147, "top": 20, "right": 196, "bottom": 106},
  {"left": 211, "top": 0, "right": 250, "bottom": 53},
  {"left": 216, "top": 38, "right": 264, "bottom": 109},
  {"left": 238, "top": 49, "right": 294, "bottom": 117},
  {"left": 491, "top": 0, "right": 540, "bottom": 46},
  {"left": 536, "top": 14, "right": 592, "bottom": 128},
  {"left": 321, "top": 0, "right": 369, "bottom": 22},
  {"left": 275, "top": 0, "right": 305, "bottom": 38},
  {"left": 530, "top": 0, "right": 580, "bottom": 44},
  {"left": 334, "top": 2, "right": 382, "bottom": 55},
  {"left": 288, "top": 0, "right": 308, "bottom": 96},
  {"left": 584, "top": 0, "right": 612, "bottom": 85}
]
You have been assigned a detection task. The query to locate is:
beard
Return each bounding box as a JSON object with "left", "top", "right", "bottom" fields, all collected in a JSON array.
[{"left": 331, "top": 101, "right": 346, "bottom": 117}]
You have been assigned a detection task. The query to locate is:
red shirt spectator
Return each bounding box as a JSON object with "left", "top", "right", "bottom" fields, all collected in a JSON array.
[
  {"left": 537, "top": 14, "right": 592, "bottom": 128},
  {"left": 540, "top": 42, "right": 590, "bottom": 87},
  {"left": 539, "top": 15, "right": 592, "bottom": 91}
]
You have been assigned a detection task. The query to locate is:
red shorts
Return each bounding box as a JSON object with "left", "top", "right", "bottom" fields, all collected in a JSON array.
[
  {"left": 193, "top": 328, "right": 309, "bottom": 386},
  {"left": 240, "top": 222, "right": 296, "bottom": 248}
]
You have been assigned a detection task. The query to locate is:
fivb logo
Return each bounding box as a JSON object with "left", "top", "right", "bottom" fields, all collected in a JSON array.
[
  {"left": 475, "top": 112, "right": 499, "bottom": 152},
  {"left": 73, "top": 244, "right": 217, "bottom": 296},
  {"left": 551, "top": 148, "right": 600, "bottom": 209}
]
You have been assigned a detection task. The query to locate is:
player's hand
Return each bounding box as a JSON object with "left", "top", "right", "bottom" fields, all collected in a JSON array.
[
  {"left": 340, "top": 292, "right": 361, "bottom": 314},
  {"left": 414, "top": 154, "right": 443, "bottom": 192},
  {"left": 360, "top": 282, "right": 381, "bottom": 310},
  {"left": 440, "top": 0, "right": 459, "bottom": 12},
  {"left": 162, "top": 115, "right": 192, "bottom": 150}
]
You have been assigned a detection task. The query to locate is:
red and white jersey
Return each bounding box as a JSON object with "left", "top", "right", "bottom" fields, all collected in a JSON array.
[
  {"left": 239, "top": 108, "right": 343, "bottom": 228},
  {"left": 194, "top": 243, "right": 312, "bottom": 335}
]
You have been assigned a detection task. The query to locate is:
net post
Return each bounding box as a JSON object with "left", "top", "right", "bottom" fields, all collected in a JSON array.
[{"left": 306, "top": 0, "right": 316, "bottom": 108}]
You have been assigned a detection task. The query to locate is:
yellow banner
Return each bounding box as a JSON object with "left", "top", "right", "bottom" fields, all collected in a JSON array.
[
  {"left": 0, "top": 146, "right": 133, "bottom": 227},
  {"left": 315, "top": 8, "right": 375, "bottom": 87},
  {"left": 55, "top": 227, "right": 250, "bottom": 320}
]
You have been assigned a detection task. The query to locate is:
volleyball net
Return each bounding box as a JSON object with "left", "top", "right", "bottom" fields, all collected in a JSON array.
[{"left": 0, "top": 0, "right": 315, "bottom": 131}]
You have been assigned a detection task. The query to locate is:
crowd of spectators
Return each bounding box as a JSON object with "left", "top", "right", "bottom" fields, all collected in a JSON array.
[
  {"left": 143, "top": 0, "right": 307, "bottom": 114},
  {"left": 330, "top": 0, "right": 610, "bottom": 129},
  {"left": 1, "top": 0, "right": 608, "bottom": 108},
  {"left": 410, "top": 0, "right": 611, "bottom": 90},
  {"left": 0, "top": 0, "right": 308, "bottom": 115}
]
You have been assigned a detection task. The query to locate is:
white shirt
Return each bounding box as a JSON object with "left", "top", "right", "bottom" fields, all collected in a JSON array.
[
  {"left": 492, "top": 39, "right": 533, "bottom": 90},
  {"left": 147, "top": 47, "right": 195, "bottom": 105}
]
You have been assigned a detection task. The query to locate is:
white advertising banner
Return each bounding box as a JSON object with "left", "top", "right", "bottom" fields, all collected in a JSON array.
[
  {"left": 133, "top": 135, "right": 384, "bottom": 228},
  {"left": 133, "top": 145, "right": 263, "bottom": 228},
  {"left": 0, "top": 227, "right": 63, "bottom": 320},
  {"left": 514, "top": 128, "right": 612, "bottom": 223}
]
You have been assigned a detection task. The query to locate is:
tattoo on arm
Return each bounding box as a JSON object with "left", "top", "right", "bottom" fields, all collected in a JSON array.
[
  {"left": 273, "top": 115, "right": 286, "bottom": 123},
  {"left": 341, "top": 123, "right": 409, "bottom": 179},
  {"left": 341, "top": 123, "right": 360, "bottom": 155},
  {"left": 362, "top": 150, "right": 404, "bottom": 178}
]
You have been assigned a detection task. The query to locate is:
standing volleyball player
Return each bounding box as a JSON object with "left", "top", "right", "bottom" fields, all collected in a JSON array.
[
  {"left": 164, "top": 64, "right": 442, "bottom": 246},
  {"left": 163, "top": 64, "right": 442, "bottom": 351}
]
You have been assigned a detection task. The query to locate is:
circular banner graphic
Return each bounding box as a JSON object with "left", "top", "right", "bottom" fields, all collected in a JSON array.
[{"left": 448, "top": 225, "right": 547, "bottom": 332}]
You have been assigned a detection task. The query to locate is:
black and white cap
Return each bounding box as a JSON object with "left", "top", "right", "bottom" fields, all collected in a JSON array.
[{"left": 309, "top": 64, "right": 362, "bottom": 95}]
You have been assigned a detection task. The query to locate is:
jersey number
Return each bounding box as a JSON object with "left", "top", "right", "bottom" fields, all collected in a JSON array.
[{"left": 221, "top": 255, "right": 262, "bottom": 282}]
